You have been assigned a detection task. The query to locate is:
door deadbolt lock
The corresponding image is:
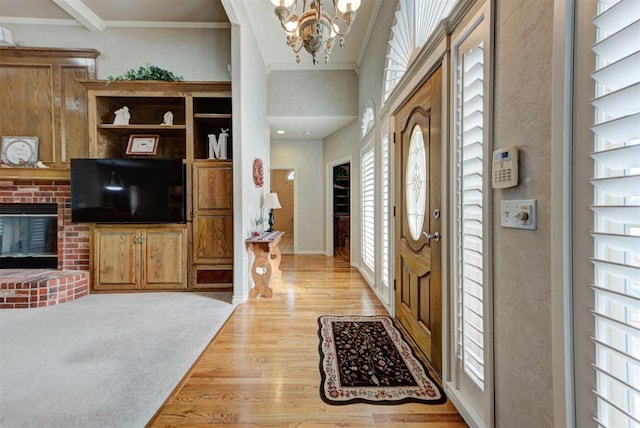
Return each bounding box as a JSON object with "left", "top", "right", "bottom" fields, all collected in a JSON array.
[{"left": 433, "top": 209, "right": 440, "bottom": 219}]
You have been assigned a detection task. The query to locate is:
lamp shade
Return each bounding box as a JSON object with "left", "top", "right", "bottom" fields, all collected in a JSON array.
[{"left": 263, "top": 192, "right": 282, "bottom": 210}]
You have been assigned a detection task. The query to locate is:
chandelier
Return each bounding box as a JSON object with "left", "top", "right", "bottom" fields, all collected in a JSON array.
[{"left": 270, "top": 0, "right": 361, "bottom": 65}]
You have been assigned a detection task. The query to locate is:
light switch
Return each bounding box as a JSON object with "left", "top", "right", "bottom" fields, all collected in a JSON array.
[{"left": 501, "top": 199, "right": 537, "bottom": 230}]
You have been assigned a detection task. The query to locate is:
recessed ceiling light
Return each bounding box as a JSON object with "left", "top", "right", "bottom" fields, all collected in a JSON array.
[{"left": 276, "top": 130, "right": 285, "bottom": 134}]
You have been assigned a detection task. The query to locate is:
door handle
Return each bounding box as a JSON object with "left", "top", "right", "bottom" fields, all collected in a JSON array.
[{"left": 422, "top": 231, "right": 441, "bottom": 242}]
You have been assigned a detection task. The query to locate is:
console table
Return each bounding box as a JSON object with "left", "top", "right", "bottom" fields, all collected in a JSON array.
[{"left": 245, "top": 231, "right": 284, "bottom": 298}]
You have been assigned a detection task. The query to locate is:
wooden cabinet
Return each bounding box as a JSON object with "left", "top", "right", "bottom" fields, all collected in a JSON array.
[
  {"left": 192, "top": 161, "right": 233, "bottom": 289},
  {"left": 92, "top": 225, "right": 187, "bottom": 291},
  {"left": 82, "top": 80, "right": 232, "bottom": 161},
  {"left": 83, "top": 81, "right": 234, "bottom": 292},
  {"left": 0, "top": 47, "right": 98, "bottom": 169}
]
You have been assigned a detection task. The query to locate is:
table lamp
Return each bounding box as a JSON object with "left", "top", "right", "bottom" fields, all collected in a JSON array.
[{"left": 263, "top": 192, "right": 282, "bottom": 232}]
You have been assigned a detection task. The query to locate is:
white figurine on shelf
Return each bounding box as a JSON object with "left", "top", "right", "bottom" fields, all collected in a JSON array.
[
  {"left": 161, "top": 111, "right": 173, "bottom": 125},
  {"left": 113, "top": 106, "right": 130, "bottom": 125},
  {"left": 208, "top": 128, "right": 229, "bottom": 160}
]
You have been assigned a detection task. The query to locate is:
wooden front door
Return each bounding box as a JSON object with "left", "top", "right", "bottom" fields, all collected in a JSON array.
[{"left": 395, "top": 66, "right": 443, "bottom": 374}]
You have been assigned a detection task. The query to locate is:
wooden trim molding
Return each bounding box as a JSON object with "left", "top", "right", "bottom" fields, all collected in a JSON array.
[
  {"left": 0, "top": 46, "right": 100, "bottom": 59},
  {"left": 0, "top": 167, "right": 70, "bottom": 181}
]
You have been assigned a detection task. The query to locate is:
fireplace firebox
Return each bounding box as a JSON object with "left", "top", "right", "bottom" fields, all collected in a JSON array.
[{"left": 0, "top": 203, "right": 58, "bottom": 269}]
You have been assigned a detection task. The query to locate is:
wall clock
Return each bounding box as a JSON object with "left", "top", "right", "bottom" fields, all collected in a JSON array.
[
  {"left": 1, "top": 136, "right": 39, "bottom": 166},
  {"left": 253, "top": 158, "right": 264, "bottom": 188}
]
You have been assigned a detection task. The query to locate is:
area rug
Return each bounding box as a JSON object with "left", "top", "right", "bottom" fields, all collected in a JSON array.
[
  {"left": 0, "top": 292, "right": 234, "bottom": 428},
  {"left": 318, "top": 315, "right": 445, "bottom": 405}
]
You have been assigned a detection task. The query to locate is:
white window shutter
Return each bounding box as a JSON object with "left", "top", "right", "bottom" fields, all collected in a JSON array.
[
  {"left": 455, "top": 41, "right": 485, "bottom": 390},
  {"left": 590, "top": 0, "right": 640, "bottom": 426},
  {"left": 361, "top": 146, "right": 376, "bottom": 272},
  {"left": 381, "top": 127, "right": 391, "bottom": 290}
]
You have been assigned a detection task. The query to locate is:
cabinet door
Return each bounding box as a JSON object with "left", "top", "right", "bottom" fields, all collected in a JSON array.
[
  {"left": 193, "top": 214, "right": 233, "bottom": 264},
  {"left": 93, "top": 227, "right": 138, "bottom": 291},
  {"left": 60, "top": 66, "right": 91, "bottom": 161},
  {"left": 194, "top": 163, "right": 233, "bottom": 210},
  {"left": 0, "top": 48, "right": 97, "bottom": 166},
  {"left": 142, "top": 227, "right": 187, "bottom": 289},
  {"left": 0, "top": 65, "right": 54, "bottom": 160}
]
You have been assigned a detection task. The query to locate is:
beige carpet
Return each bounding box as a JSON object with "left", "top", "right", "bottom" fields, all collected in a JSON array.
[{"left": 0, "top": 292, "right": 234, "bottom": 428}]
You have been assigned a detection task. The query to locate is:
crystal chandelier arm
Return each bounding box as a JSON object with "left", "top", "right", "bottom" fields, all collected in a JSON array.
[
  {"left": 274, "top": 0, "right": 300, "bottom": 34},
  {"left": 329, "top": 0, "right": 355, "bottom": 38}
]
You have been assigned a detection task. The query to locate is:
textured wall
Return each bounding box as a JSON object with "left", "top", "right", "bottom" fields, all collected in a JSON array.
[
  {"left": 3, "top": 24, "right": 231, "bottom": 81},
  {"left": 357, "top": 0, "right": 398, "bottom": 112},
  {"left": 492, "top": 0, "right": 554, "bottom": 425},
  {"left": 271, "top": 140, "right": 325, "bottom": 253},
  {"left": 267, "top": 70, "right": 358, "bottom": 117},
  {"left": 325, "top": 0, "right": 396, "bottom": 272}
]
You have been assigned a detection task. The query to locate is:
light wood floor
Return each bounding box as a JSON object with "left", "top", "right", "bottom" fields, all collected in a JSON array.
[
  {"left": 149, "top": 255, "right": 467, "bottom": 427},
  {"left": 279, "top": 234, "right": 294, "bottom": 254}
]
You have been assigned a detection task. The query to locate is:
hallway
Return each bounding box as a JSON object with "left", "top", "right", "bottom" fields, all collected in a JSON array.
[{"left": 150, "top": 254, "right": 466, "bottom": 426}]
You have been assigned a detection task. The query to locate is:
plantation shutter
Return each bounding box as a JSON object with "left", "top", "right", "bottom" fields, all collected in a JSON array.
[
  {"left": 381, "top": 126, "right": 391, "bottom": 290},
  {"left": 455, "top": 41, "right": 485, "bottom": 390},
  {"left": 590, "top": 0, "right": 640, "bottom": 426},
  {"left": 361, "top": 145, "right": 375, "bottom": 272}
]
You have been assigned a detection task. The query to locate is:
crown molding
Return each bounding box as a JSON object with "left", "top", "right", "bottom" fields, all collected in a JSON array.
[
  {"left": 0, "top": 17, "right": 82, "bottom": 27},
  {"left": 106, "top": 21, "right": 230, "bottom": 29},
  {"left": 0, "top": 16, "right": 230, "bottom": 30}
]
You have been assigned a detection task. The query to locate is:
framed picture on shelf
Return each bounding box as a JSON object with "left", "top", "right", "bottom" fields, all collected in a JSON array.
[
  {"left": 126, "top": 134, "right": 159, "bottom": 155},
  {"left": 1, "top": 136, "right": 39, "bottom": 166}
]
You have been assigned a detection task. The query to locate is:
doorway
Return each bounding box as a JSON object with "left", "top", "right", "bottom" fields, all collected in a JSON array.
[
  {"left": 332, "top": 162, "right": 350, "bottom": 260},
  {"left": 270, "top": 168, "right": 294, "bottom": 253},
  {"left": 394, "top": 66, "right": 443, "bottom": 374}
]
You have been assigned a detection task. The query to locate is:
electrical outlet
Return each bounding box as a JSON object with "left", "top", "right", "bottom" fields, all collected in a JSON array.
[{"left": 500, "top": 199, "right": 537, "bottom": 230}]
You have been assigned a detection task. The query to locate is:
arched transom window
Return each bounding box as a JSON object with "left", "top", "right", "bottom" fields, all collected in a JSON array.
[{"left": 383, "top": 0, "right": 457, "bottom": 102}]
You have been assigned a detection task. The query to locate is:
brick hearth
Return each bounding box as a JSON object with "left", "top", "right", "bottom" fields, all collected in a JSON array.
[
  {"left": 0, "top": 269, "right": 88, "bottom": 308},
  {"left": 0, "top": 179, "right": 90, "bottom": 308}
]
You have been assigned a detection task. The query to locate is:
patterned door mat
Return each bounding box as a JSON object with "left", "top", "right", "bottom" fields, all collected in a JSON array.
[{"left": 318, "top": 315, "right": 446, "bottom": 405}]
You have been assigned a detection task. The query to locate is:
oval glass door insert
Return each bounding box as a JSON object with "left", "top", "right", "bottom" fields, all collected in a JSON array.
[{"left": 405, "top": 124, "right": 427, "bottom": 240}]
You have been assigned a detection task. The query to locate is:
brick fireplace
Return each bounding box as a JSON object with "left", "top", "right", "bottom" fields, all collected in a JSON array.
[{"left": 0, "top": 178, "right": 90, "bottom": 308}]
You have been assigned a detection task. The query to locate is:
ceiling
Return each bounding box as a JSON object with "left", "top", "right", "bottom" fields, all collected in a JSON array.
[{"left": 0, "top": 0, "right": 381, "bottom": 140}]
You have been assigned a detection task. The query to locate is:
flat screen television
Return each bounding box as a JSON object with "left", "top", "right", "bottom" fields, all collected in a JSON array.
[{"left": 70, "top": 158, "right": 185, "bottom": 224}]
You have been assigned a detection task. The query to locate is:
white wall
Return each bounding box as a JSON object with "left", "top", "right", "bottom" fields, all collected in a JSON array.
[
  {"left": 2, "top": 24, "right": 231, "bottom": 81},
  {"left": 334, "top": 0, "right": 395, "bottom": 283},
  {"left": 222, "top": 1, "right": 270, "bottom": 304},
  {"left": 271, "top": 139, "right": 325, "bottom": 253}
]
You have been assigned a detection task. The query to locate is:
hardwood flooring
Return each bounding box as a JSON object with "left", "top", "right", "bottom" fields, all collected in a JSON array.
[
  {"left": 149, "top": 255, "right": 467, "bottom": 427},
  {"left": 279, "top": 234, "right": 294, "bottom": 254}
]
